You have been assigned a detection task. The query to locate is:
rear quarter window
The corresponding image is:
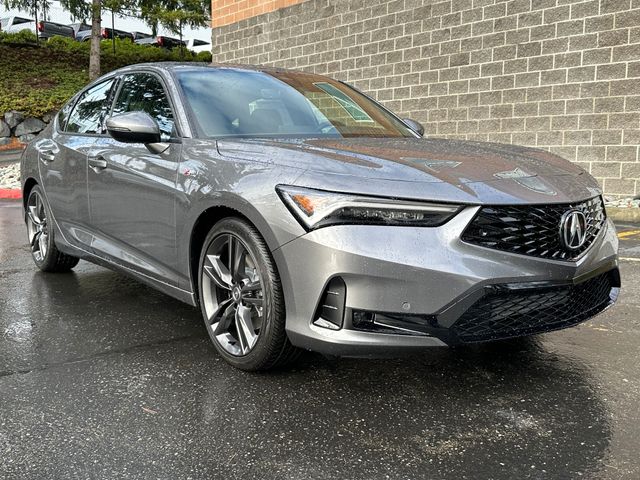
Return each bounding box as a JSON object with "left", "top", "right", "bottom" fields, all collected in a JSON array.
[{"left": 56, "top": 98, "right": 76, "bottom": 131}]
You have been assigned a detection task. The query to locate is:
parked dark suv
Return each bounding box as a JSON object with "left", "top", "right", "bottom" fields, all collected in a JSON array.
[
  {"left": 75, "top": 25, "right": 133, "bottom": 42},
  {"left": 1, "top": 16, "right": 74, "bottom": 40}
]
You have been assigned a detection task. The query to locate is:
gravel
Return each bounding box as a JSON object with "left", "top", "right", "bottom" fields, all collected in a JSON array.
[{"left": 0, "top": 163, "right": 20, "bottom": 190}]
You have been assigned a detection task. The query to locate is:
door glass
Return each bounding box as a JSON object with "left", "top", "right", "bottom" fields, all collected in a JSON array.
[
  {"left": 112, "top": 73, "right": 175, "bottom": 141},
  {"left": 57, "top": 98, "right": 75, "bottom": 131},
  {"left": 66, "top": 79, "right": 116, "bottom": 134}
]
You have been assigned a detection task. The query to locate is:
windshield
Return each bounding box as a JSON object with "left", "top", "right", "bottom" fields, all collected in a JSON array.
[{"left": 175, "top": 68, "right": 415, "bottom": 139}]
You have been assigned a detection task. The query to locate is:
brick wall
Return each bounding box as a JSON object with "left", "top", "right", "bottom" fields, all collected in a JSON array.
[
  {"left": 212, "top": 0, "right": 305, "bottom": 27},
  {"left": 212, "top": 0, "right": 640, "bottom": 198}
]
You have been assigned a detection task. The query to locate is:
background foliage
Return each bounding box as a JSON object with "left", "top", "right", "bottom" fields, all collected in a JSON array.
[{"left": 0, "top": 32, "right": 211, "bottom": 117}]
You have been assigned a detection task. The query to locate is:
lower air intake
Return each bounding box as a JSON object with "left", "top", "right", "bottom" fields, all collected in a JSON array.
[{"left": 450, "top": 270, "right": 619, "bottom": 343}]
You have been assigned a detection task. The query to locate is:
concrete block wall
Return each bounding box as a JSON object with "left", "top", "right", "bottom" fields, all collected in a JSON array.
[{"left": 212, "top": 0, "right": 640, "bottom": 197}]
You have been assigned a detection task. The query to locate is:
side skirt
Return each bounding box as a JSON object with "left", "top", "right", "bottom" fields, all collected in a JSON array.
[{"left": 47, "top": 209, "right": 198, "bottom": 307}]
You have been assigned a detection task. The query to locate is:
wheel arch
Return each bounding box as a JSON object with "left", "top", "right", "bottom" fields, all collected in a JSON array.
[
  {"left": 22, "top": 177, "right": 38, "bottom": 210},
  {"left": 188, "top": 203, "right": 282, "bottom": 304}
]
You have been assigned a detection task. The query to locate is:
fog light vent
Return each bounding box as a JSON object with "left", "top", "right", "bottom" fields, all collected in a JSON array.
[
  {"left": 313, "top": 277, "right": 346, "bottom": 330},
  {"left": 352, "top": 310, "right": 439, "bottom": 337},
  {"left": 352, "top": 310, "right": 375, "bottom": 329}
]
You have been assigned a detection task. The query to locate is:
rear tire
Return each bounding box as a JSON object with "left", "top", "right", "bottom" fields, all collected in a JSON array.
[
  {"left": 25, "top": 185, "right": 80, "bottom": 273},
  {"left": 197, "top": 217, "right": 300, "bottom": 371}
]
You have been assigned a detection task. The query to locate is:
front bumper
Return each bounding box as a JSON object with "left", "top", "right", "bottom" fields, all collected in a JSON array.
[{"left": 273, "top": 207, "right": 620, "bottom": 357}]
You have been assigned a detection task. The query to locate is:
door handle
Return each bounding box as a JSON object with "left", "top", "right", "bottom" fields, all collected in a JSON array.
[
  {"left": 39, "top": 149, "right": 56, "bottom": 164},
  {"left": 88, "top": 156, "right": 108, "bottom": 172}
]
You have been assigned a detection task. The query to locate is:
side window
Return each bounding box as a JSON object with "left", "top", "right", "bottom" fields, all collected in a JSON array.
[
  {"left": 66, "top": 79, "right": 116, "bottom": 134},
  {"left": 112, "top": 73, "right": 175, "bottom": 141}
]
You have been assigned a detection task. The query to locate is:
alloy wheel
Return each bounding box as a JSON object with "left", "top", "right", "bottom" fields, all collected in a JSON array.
[
  {"left": 201, "top": 233, "right": 265, "bottom": 356},
  {"left": 26, "top": 191, "right": 49, "bottom": 263}
]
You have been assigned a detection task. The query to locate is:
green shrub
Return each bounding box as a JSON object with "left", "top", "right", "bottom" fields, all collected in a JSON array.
[
  {"left": 196, "top": 50, "right": 213, "bottom": 63},
  {"left": 46, "top": 36, "right": 202, "bottom": 68},
  {"left": 0, "top": 29, "right": 38, "bottom": 44},
  {"left": 46, "top": 35, "right": 88, "bottom": 55}
]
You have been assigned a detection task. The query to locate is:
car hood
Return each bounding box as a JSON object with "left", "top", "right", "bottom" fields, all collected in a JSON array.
[{"left": 215, "top": 137, "right": 602, "bottom": 204}]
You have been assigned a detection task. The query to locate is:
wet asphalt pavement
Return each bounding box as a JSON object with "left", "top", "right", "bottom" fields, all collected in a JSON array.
[{"left": 0, "top": 199, "right": 639, "bottom": 480}]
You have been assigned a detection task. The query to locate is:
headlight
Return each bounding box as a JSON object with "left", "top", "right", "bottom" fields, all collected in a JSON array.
[{"left": 276, "top": 185, "right": 461, "bottom": 230}]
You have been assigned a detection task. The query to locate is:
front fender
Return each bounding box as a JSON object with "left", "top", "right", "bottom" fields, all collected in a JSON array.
[{"left": 176, "top": 140, "right": 306, "bottom": 292}]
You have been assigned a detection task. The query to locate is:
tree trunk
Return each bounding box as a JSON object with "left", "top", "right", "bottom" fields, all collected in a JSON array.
[
  {"left": 111, "top": 9, "right": 116, "bottom": 56},
  {"left": 89, "top": 0, "right": 102, "bottom": 81},
  {"left": 33, "top": 1, "right": 39, "bottom": 45}
]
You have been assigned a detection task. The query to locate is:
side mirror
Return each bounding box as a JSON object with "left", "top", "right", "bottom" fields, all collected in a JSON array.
[
  {"left": 403, "top": 118, "right": 425, "bottom": 137},
  {"left": 106, "top": 111, "right": 161, "bottom": 145}
]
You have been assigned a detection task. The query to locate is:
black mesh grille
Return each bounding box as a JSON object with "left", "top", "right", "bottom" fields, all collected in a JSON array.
[
  {"left": 450, "top": 271, "right": 617, "bottom": 343},
  {"left": 461, "top": 197, "right": 606, "bottom": 261}
]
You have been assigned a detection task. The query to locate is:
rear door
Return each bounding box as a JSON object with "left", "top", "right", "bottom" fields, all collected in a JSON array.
[
  {"left": 37, "top": 77, "right": 118, "bottom": 251},
  {"left": 86, "top": 71, "right": 181, "bottom": 284}
]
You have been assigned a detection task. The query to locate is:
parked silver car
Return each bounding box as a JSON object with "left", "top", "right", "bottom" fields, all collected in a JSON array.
[{"left": 21, "top": 63, "right": 620, "bottom": 370}]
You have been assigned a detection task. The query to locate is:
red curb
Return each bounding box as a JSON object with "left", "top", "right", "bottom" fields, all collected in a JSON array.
[{"left": 0, "top": 188, "right": 22, "bottom": 199}]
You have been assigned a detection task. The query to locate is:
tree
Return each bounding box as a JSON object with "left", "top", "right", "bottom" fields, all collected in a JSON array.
[
  {"left": 57, "top": 0, "right": 100, "bottom": 79},
  {"left": 138, "top": 0, "right": 160, "bottom": 36},
  {"left": 88, "top": 0, "right": 101, "bottom": 80},
  {"left": 103, "top": 0, "right": 136, "bottom": 54},
  {"left": 59, "top": 0, "right": 131, "bottom": 80},
  {"left": 139, "top": 0, "right": 209, "bottom": 39},
  {"left": 141, "top": 0, "right": 208, "bottom": 58}
]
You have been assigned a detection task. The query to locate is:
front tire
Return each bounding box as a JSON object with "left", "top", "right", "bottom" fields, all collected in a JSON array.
[
  {"left": 197, "top": 218, "right": 299, "bottom": 371},
  {"left": 25, "top": 185, "right": 79, "bottom": 272}
]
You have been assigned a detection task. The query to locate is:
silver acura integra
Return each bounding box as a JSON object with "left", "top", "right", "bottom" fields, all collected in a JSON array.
[{"left": 21, "top": 63, "right": 620, "bottom": 370}]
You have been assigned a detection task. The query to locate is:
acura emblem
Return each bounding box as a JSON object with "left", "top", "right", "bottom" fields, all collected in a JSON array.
[{"left": 559, "top": 210, "right": 588, "bottom": 250}]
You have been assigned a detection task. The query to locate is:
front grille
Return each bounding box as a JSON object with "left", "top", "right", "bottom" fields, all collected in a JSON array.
[
  {"left": 461, "top": 196, "right": 606, "bottom": 261},
  {"left": 450, "top": 270, "right": 618, "bottom": 343}
]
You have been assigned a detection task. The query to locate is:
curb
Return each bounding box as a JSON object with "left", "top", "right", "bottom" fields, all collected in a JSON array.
[
  {"left": 608, "top": 207, "right": 640, "bottom": 224},
  {"left": 0, "top": 140, "right": 26, "bottom": 154},
  {"left": 0, "top": 149, "right": 24, "bottom": 164},
  {"left": 0, "top": 189, "right": 21, "bottom": 200}
]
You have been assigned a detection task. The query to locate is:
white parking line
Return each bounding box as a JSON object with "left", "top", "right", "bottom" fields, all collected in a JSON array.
[{"left": 620, "top": 257, "right": 640, "bottom": 262}]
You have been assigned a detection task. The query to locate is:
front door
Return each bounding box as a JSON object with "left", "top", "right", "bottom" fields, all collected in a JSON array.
[
  {"left": 87, "top": 72, "right": 181, "bottom": 285},
  {"left": 38, "top": 77, "right": 117, "bottom": 251}
]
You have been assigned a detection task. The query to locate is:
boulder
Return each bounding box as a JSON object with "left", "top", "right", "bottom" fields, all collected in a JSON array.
[
  {"left": 0, "top": 120, "right": 10, "bottom": 138},
  {"left": 42, "top": 112, "right": 56, "bottom": 123},
  {"left": 18, "top": 133, "right": 37, "bottom": 144},
  {"left": 4, "top": 111, "right": 25, "bottom": 129},
  {"left": 15, "top": 118, "right": 46, "bottom": 137},
  {"left": 0, "top": 137, "right": 11, "bottom": 147}
]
